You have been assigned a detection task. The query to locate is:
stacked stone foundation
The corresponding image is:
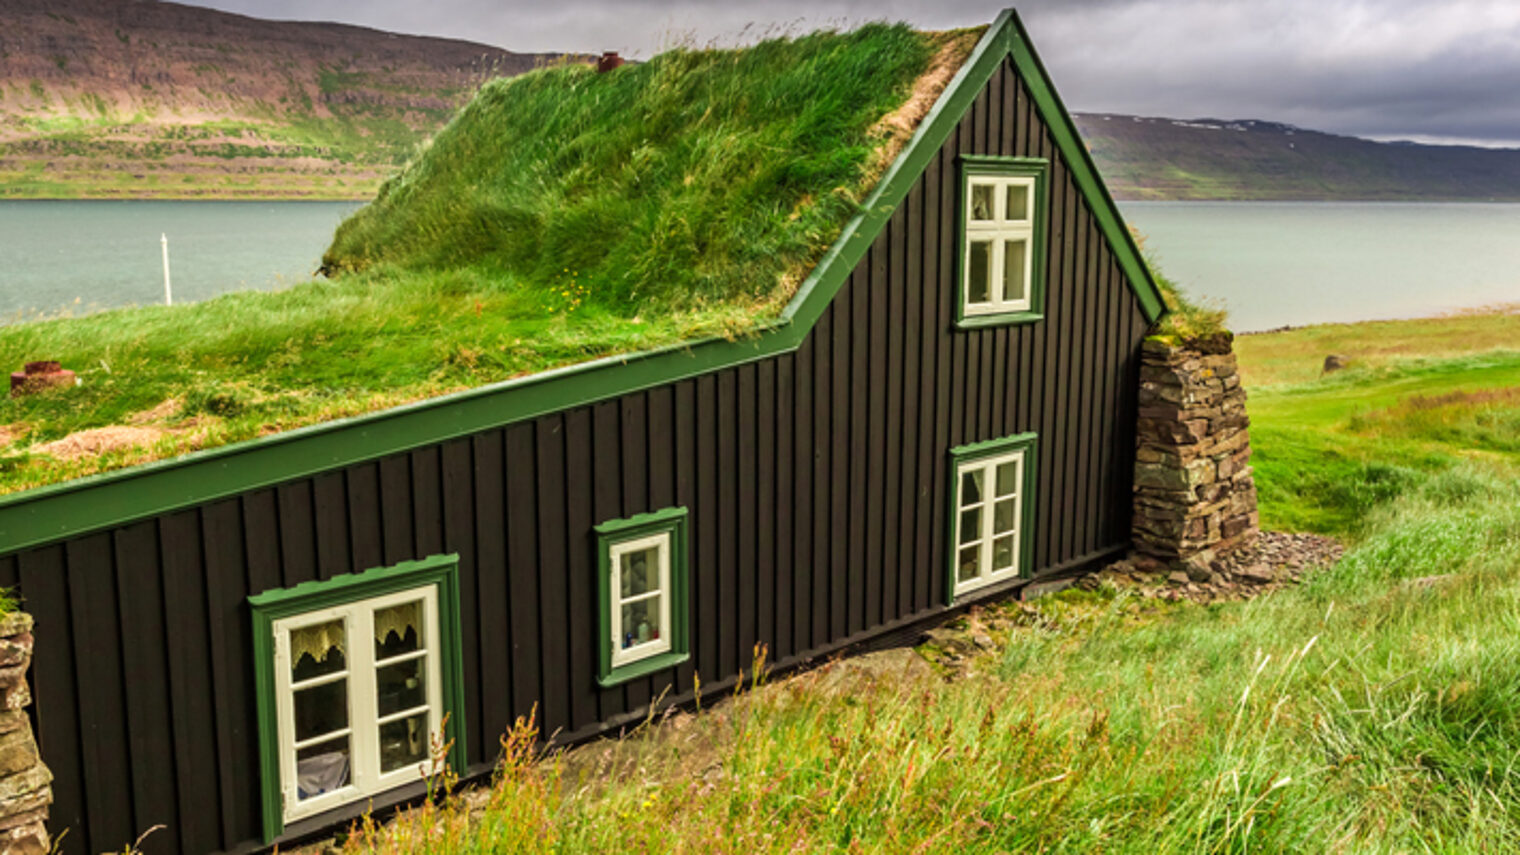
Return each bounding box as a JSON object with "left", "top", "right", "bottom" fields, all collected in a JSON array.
[
  {"left": 1132, "top": 333, "right": 1259, "bottom": 572},
  {"left": 0, "top": 614, "right": 50, "bottom": 855}
]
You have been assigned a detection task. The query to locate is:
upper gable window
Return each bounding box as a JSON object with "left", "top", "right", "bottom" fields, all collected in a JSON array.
[{"left": 958, "top": 157, "right": 1049, "bottom": 327}]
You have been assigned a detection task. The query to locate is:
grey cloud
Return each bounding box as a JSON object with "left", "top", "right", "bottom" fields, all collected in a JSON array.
[{"left": 188, "top": 0, "right": 1520, "bottom": 146}]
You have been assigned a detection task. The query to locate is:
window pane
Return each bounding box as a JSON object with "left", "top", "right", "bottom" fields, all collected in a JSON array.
[
  {"left": 379, "top": 712, "right": 429, "bottom": 774},
  {"left": 1003, "top": 239, "right": 1027, "bottom": 303},
  {"left": 374, "top": 601, "right": 423, "bottom": 659},
  {"left": 959, "top": 508, "right": 981, "bottom": 545},
  {"left": 1006, "top": 184, "right": 1029, "bottom": 220},
  {"left": 376, "top": 658, "right": 426, "bottom": 717},
  {"left": 993, "top": 498, "right": 1017, "bottom": 534},
  {"left": 620, "top": 596, "right": 663, "bottom": 650},
  {"left": 294, "top": 679, "right": 348, "bottom": 742},
  {"left": 960, "top": 469, "right": 984, "bottom": 505},
  {"left": 970, "top": 183, "right": 994, "bottom": 220},
  {"left": 993, "top": 535, "right": 1016, "bottom": 571},
  {"left": 967, "top": 241, "right": 991, "bottom": 303},
  {"left": 297, "top": 737, "right": 351, "bottom": 801},
  {"left": 290, "top": 619, "right": 345, "bottom": 679},
  {"left": 996, "top": 461, "right": 1019, "bottom": 497},
  {"left": 958, "top": 546, "right": 981, "bottom": 582},
  {"left": 620, "top": 546, "right": 660, "bottom": 598}
]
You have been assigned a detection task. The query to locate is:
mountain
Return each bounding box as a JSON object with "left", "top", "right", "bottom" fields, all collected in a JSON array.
[
  {"left": 0, "top": 0, "right": 572, "bottom": 199},
  {"left": 1074, "top": 113, "right": 1520, "bottom": 201}
]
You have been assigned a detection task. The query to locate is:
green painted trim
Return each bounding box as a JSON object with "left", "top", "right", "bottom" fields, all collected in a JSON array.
[
  {"left": 953, "top": 156, "right": 1050, "bottom": 329},
  {"left": 1005, "top": 14, "right": 1167, "bottom": 322},
  {"left": 945, "top": 432, "right": 1040, "bottom": 605},
  {"left": 0, "top": 9, "right": 1162, "bottom": 556},
  {"left": 249, "top": 553, "right": 468, "bottom": 842},
  {"left": 595, "top": 507, "right": 690, "bottom": 688}
]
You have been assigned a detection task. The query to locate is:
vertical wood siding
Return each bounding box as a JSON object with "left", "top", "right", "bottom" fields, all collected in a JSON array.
[{"left": 7, "top": 57, "right": 1151, "bottom": 855}]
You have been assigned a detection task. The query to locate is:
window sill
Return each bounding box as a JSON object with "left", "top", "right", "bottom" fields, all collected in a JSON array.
[
  {"left": 597, "top": 651, "right": 690, "bottom": 688},
  {"left": 956, "top": 310, "right": 1044, "bottom": 330}
]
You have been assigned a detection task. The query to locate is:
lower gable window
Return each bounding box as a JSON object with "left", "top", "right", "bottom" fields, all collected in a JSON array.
[
  {"left": 948, "top": 433, "right": 1038, "bottom": 600},
  {"left": 596, "top": 507, "right": 690, "bottom": 687},
  {"left": 250, "top": 554, "right": 467, "bottom": 841}
]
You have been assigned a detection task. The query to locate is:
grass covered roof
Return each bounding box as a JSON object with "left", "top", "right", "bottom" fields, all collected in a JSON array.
[{"left": 0, "top": 23, "right": 979, "bottom": 492}]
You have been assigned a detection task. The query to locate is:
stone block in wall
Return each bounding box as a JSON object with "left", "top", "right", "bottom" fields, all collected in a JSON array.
[{"left": 0, "top": 614, "right": 49, "bottom": 855}]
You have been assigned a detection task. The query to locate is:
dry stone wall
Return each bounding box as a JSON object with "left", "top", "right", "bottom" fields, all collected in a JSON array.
[
  {"left": 1132, "top": 334, "right": 1259, "bottom": 573},
  {"left": 0, "top": 614, "right": 50, "bottom": 855}
]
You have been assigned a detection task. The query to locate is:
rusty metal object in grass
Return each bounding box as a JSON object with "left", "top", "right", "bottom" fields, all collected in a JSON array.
[{"left": 9, "top": 362, "right": 79, "bottom": 398}]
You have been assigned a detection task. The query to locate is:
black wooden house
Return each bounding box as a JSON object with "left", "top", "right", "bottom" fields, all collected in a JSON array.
[{"left": 0, "top": 11, "right": 1164, "bottom": 853}]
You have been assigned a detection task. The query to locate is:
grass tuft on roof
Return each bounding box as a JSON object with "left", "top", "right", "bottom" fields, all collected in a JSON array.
[
  {"left": 0, "top": 23, "right": 965, "bottom": 493},
  {"left": 323, "top": 23, "right": 938, "bottom": 312}
]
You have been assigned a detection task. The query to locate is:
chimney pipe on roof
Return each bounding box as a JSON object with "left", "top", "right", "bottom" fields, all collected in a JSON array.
[{"left": 597, "top": 52, "right": 623, "bottom": 73}]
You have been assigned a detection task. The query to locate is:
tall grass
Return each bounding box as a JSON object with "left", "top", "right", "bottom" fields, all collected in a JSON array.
[{"left": 329, "top": 465, "right": 1520, "bottom": 853}]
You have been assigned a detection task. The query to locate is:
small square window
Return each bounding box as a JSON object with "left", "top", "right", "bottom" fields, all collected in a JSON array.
[
  {"left": 596, "top": 507, "right": 691, "bottom": 686},
  {"left": 948, "top": 434, "right": 1038, "bottom": 600}
]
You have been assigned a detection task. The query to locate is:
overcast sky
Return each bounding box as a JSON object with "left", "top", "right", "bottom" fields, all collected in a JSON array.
[{"left": 187, "top": 0, "right": 1520, "bottom": 148}]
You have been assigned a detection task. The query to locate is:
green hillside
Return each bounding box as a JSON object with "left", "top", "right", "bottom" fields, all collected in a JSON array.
[{"left": 1076, "top": 114, "right": 1520, "bottom": 201}]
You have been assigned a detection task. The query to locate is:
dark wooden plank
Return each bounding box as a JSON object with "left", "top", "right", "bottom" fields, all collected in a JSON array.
[
  {"left": 755, "top": 360, "right": 776, "bottom": 659},
  {"left": 378, "top": 454, "right": 414, "bottom": 566},
  {"left": 772, "top": 355, "right": 794, "bottom": 660},
  {"left": 832, "top": 287, "right": 853, "bottom": 640},
  {"left": 275, "top": 481, "right": 317, "bottom": 587},
  {"left": 735, "top": 365, "right": 758, "bottom": 670},
  {"left": 411, "top": 446, "right": 445, "bottom": 558},
  {"left": 694, "top": 374, "right": 720, "bottom": 680},
  {"left": 439, "top": 437, "right": 481, "bottom": 761},
  {"left": 112, "top": 522, "right": 180, "bottom": 854},
  {"left": 715, "top": 371, "right": 740, "bottom": 677},
  {"left": 671, "top": 380, "right": 699, "bottom": 691},
  {"left": 866, "top": 238, "right": 888, "bottom": 629},
  {"left": 883, "top": 210, "right": 905, "bottom": 624},
  {"left": 67, "top": 534, "right": 134, "bottom": 852},
  {"left": 161, "top": 511, "right": 228, "bottom": 853},
  {"left": 897, "top": 177, "right": 922, "bottom": 619},
  {"left": 915, "top": 144, "right": 941, "bottom": 613},
  {"left": 202, "top": 498, "right": 256, "bottom": 848},
  {"left": 1077, "top": 219, "right": 1101, "bottom": 554},
  {"left": 1000, "top": 59, "right": 1016, "bottom": 156},
  {"left": 532, "top": 415, "right": 570, "bottom": 736},
  {"left": 562, "top": 407, "right": 598, "bottom": 730},
  {"left": 311, "top": 470, "right": 350, "bottom": 579},
  {"left": 1056, "top": 167, "right": 1080, "bottom": 564},
  {"left": 503, "top": 425, "right": 543, "bottom": 737},
  {"left": 344, "top": 463, "right": 384, "bottom": 573},
  {"left": 1101, "top": 258, "right": 1123, "bottom": 543},
  {"left": 648, "top": 387, "right": 676, "bottom": 510},
  {"left": 0, "top": 557, "right": 17, "bottom": 591},
  {"left": 811, "top": 307, "right": 833, "bottom": 648},
  {"left": 930, "top": 132, "right": 957, "bottom": 604},
  {"left": 791, "top": 338, "right": 815, "bottom": 656},
  {"left": 848, "top": 261, "right": 870, "bottom": 636},
  {"left": 19, "top": 546, "right": 84, "bottom": 851},
  {"left": 972, "top": 75, "right": 988, "bottom": 155},
  {"left": 1036, "top": 128, "right": 1063, "bottom": 572}
]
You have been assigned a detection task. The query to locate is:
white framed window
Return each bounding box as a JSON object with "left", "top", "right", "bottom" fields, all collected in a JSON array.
[
  {"left": 950, "top": 434, "right": 1037, "bottom": 598},
  {"left": 609, "top": 531, "right": 673, "bottom": 668},
  {"left": 963, "top": 174, "right": 1036, "bottom": 315},
  {"left": 595, "top": 507, "right": 690, "bottom": 687},
  {"left": 271, "top": 585, "right": 443, "bottom": 824}
]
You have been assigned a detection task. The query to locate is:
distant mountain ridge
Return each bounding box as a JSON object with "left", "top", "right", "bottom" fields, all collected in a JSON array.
[
  {"left": 1074, "top": 112, "right": 1520, "bottom": 201},
  {"left": 0, "top": 0, "right": 573, "bottom": 199}
]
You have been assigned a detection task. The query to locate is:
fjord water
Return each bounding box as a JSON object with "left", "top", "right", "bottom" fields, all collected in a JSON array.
[
  {"left": 1122, "top": 201, "right": 1520, "bottom": 331},
  {"left": 0, "top": 200, "right": 360, "bottom": 321}
]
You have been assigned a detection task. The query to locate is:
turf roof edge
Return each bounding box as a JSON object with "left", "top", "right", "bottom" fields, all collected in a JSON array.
[{"left": 0, "top": 9, "right": 1165, "bottom": 555}]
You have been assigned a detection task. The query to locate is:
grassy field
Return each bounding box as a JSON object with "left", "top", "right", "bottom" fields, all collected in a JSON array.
[{"left": 315, "top": 311, "right": 1520, "bottom": 854}]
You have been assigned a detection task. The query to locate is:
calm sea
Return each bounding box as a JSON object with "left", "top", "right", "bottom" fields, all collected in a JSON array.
[
  {"left": 1121, "top": 201, "right": 1520, "bottom": 331},
  {"left": 0, "top": 200, "right": 361, "bottom": 322},
  {"left": 0, "top": 200, "right": 1517, "bottom": 331}
]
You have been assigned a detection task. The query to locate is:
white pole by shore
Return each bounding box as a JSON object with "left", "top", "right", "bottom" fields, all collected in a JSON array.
[{"left": 161, "top": 233, "right": 173, "bottom": 306}]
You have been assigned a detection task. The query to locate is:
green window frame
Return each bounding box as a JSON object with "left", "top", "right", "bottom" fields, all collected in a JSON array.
[
  {"left": 596, "top": 506, "right": 691, "bottom": 687},
  {"left": 956, "top": 155, "right": 1050, "bottom": 328},
  {"left": 947, "top": 432, "right": 1039, "bottom": 602},
  {"left": 249, "top": 553, "right": 468, "bottom": 842}
]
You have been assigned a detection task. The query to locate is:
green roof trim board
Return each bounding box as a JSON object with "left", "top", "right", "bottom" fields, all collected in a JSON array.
[{"left": 0, "top": 9, "right": 1164, "bottom": 556}]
